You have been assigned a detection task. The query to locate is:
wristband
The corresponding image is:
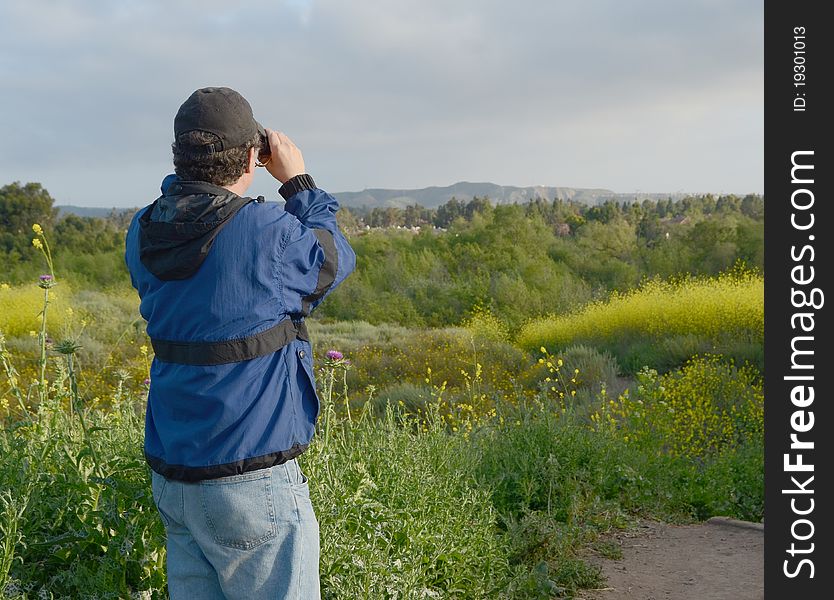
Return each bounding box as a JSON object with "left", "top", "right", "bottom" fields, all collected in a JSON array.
[{"left": 279, "top": 174, "right": 317, "bottom": 200}]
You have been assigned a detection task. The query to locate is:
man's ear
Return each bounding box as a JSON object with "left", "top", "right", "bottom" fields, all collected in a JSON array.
[{"left": 245, "top": 146, "right": 257, "bottom": 174}]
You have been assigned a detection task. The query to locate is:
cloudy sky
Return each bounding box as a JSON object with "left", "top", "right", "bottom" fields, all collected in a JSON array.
[{"left": 0, "top": 0, "right": 762, "bottom": 208}]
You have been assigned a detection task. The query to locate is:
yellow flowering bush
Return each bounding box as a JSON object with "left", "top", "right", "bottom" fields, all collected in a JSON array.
[
  {"left": 462, "top": 305, "right": 510, "bottom": 343},
  {"left": 517, "top": 267, "right": 763, "bottom": 355},
  {"left": 592, "top": 355, "right": 763, "bottom": 459},
  {"left": 0, "top": 283, "right": 74, "bottom": 337}
]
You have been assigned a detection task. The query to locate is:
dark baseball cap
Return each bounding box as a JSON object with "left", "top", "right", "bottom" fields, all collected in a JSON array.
[{"left": 174, "top": 87, "right": 265, "bottom": 152}]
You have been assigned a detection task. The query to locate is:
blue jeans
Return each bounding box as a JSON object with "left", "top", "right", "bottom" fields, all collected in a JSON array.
[{"left": 151, "top": 459, "right": 321, "bottom": 599}]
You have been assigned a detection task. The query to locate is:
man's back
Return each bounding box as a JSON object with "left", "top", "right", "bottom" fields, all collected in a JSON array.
[{"left": 124, "top": 86, "right": 355, "bottom": 598}]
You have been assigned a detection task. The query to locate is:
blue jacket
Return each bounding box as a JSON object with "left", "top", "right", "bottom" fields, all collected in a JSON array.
[{"left": 125, "top": 174, "right": 356, "bottom": 481}]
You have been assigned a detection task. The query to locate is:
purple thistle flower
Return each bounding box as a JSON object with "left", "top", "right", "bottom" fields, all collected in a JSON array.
[
  {"left": 143, "top": 378, "right": 151, "bottom": 386},
  {"left": 39, "top": 274, "right": 53, "bottom": 282},
  {"left": 326, "top": 349, "right": 343, "bottom": 360}
]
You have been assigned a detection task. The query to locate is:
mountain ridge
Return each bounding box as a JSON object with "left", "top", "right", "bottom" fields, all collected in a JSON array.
[
  {"left": 55, "top": 182, "right": 704, "bottom": 216},
  {"left": 331, "top": 181, "right": 687, "bottom": 210}
]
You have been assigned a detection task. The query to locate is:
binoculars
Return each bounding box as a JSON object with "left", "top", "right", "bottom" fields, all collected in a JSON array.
[{"left": 258, "top": 131, "right": 271, "bottom": 161}]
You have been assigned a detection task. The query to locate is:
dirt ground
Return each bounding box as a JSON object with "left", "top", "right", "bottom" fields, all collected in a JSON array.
[{"left": 578, "top": 518, "right": 763, "bottom": 600}]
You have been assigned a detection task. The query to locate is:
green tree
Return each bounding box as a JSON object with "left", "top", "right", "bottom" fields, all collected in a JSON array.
[
  {"left": 637, "top": 214, "right": 664, "bottom": 248},
  {"left": 464, "top": 196, "right": 492, "bottom": 221},
  {"left": 434, "top": 197, "right": 463, "bottom": 228},
  {"left": 686, "top": 218, "right": 738, "bottom": 273},
  {"left": 54, "top": 214, "right": 122, "bottom": 254},
  {"left": 1, "top": 182, "right": 58, "bottom": 255},
  {"left": 335, "top": 206, "right": 361, "bottom": 232},
  {"left": 403, "top": 203, "right": 430, "bottom": 228},
  {"left": 740, "top": 194, "right": 764, "bottom": 220}
]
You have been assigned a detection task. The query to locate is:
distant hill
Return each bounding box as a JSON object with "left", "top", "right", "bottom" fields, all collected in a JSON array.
[
  {"left": 56, "top": 184, "right": 695, "bottom": 216},
  {"left": 332, "top": 181, "right": 685, "bottom": 210}
]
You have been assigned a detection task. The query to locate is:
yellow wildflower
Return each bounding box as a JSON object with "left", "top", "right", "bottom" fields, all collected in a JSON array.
[
  {"left": 32, "top": 238, "right": 43, "bottom": 249},
  {"left": 32, "top": 223, "right": 43, "bottom": 235}
]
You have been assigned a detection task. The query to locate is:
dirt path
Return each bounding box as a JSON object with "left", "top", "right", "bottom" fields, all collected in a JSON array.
[{"left": 579, "top": 518, "right": 763, "bottom": 600}]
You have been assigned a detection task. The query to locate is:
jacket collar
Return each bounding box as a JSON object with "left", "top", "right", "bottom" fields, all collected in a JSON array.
[{"left": 137, "top": 176, "right": 256, "bottom": 280}]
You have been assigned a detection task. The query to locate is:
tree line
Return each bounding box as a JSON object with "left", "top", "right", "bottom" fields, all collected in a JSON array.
[{"left": 1, "top": 181, "right": 764, "bottom": 329}]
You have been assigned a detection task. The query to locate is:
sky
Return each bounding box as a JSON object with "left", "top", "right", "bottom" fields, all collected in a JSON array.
[{"left": 0, "top": 0, "right": 763, "bottom": 208}]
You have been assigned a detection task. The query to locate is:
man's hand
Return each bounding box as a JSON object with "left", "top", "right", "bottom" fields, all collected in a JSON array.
[{"left": 264, "top": 129, "right": 306, "bottom": 184}]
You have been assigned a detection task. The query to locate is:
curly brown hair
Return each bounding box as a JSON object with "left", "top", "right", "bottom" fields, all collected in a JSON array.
[{"left": 172, "top": 131, "right": 258, "bottom": 186}]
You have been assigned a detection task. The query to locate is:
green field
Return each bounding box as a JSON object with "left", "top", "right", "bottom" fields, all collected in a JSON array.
[{"left": 1, "top": 192, "right": 764, "bottom": 598}]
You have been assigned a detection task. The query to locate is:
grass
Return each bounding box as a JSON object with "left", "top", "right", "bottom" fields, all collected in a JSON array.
[
  {"left": 307, "top": 407, "right": 512, "bottom": 598},
  {"left": 0, "top": 346, "right": 765, "bottom": 600},
  {"left": 0, "top": 365, "right": 764, "bottom": 599}
]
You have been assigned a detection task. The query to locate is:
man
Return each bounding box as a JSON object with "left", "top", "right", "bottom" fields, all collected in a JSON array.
[{"left": 125, "top": 87, "right": 356, "bottom": 599}]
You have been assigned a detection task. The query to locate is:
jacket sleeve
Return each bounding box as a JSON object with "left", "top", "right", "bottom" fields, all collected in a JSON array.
[{"left": 280, "top": 183, "right": 356, "bottom": 318}]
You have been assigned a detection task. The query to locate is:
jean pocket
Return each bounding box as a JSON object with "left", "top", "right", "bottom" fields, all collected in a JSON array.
[
  {"left": 199, "top": 470, "right": 277, "bottom": 550},
  {"left": 294, "top": 460, "right": 309, "bottom": 487},
  {"left": 151, "top": 471, "right": 170, "bottom": 528}
]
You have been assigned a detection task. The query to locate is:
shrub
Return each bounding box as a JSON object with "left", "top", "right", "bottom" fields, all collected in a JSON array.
[
  {"left": 368, "top": 381, "right": 432, "bottom": 418},
  {"left": 462, "top": 305, "right": 510, "bottom": 343},
  {"left": 345, "top": 327, "right": 529, "bottom": 399},
  {"left": 593, "top": 355, "right": 764, "bottom": 459},
  {"left": 306, "top": 319, "right": 413, "bottom": 354},
  {"left": 559, "top": 344, "right": 620, "bottom": 395}
]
